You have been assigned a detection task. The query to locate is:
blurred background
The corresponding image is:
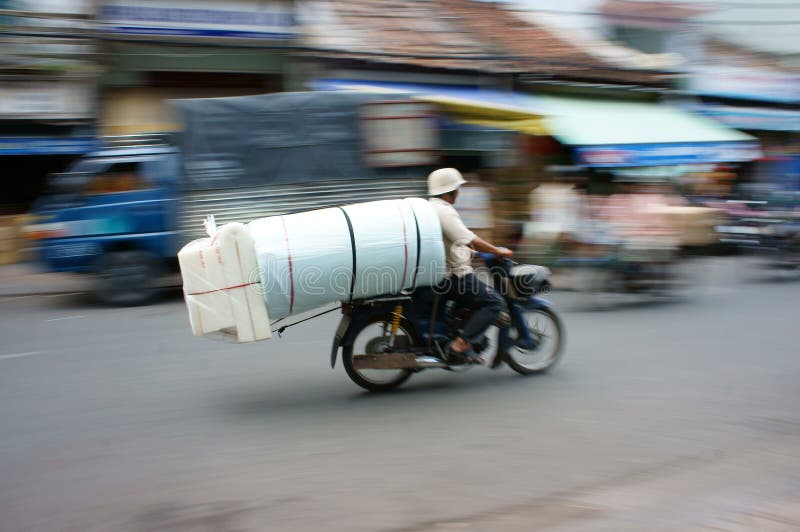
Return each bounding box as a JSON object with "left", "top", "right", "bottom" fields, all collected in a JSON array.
[
  {"left": 1, "top": 1, "right": 799, "bottom": 531},
  {"left": 1, "top": 0, "right": 798, "bottom": 297}
]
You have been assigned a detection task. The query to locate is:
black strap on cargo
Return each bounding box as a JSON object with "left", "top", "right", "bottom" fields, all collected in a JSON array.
[
  {"left": 338, "top": 207, "right": 357, "bottom": 302},
  {"left": 271, "top": 306, "right": 340, "bottom": 337},
  {"left": 410, "top": 207, "right": 422, "bottom": 291}
]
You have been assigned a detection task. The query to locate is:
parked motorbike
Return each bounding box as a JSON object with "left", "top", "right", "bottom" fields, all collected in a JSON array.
[
  {"left": 715, "top": 198, "right": 800, "bottom": 273},
  {"left": 558, "top": 234, "right": 681, "bottom": 300},
  {"left": 713, "top": 199, "right": 776, "bottom": 249},
  {"left": 756, "top": 220, "right": 800, "bottom": 271},
  {"left": 330, "top": 254, "right": 564, "bottom": 392}
]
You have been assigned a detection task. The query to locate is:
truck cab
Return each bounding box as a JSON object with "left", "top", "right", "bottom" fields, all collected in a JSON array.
[{"left": 29, "top": 140, "right": 182, "bottom": 305}]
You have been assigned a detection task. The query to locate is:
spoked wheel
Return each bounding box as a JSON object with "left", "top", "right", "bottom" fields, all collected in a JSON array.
[
  {"left": 342, "top": 314, "right": 420, "bottom": 392},
  {"left": 504, "top": 307, "right": 564, "bottom": 375}
]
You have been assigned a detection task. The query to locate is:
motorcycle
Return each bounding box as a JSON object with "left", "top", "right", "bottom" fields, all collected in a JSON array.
[
  {"left": 756, "top": 219, "right": 800, "bottom": 271},
  {"left": 556, "top": 232, "right": 681, "bottom": 303},
  {"left": 715, "top": 198, "right": 800, "bottom": 274},
  {"left": 329, "top": 253, "right": 564, "bottom": 392}
]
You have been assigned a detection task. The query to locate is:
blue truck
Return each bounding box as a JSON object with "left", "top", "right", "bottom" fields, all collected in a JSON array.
[{"left": 27, "top": 92, "right": 435, "bottom": 305}]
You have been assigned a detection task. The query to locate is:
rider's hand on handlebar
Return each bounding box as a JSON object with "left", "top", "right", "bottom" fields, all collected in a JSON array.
[{"left": 496, "top": 247, "right": 514, "bottom": 258}]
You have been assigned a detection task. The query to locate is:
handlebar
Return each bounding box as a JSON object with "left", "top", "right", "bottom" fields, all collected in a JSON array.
[{"left": 476, "top": 252, "right": 517, "bottom": 272}]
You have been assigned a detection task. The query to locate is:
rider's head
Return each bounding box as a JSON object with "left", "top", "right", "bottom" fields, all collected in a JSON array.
[{"left": 428, "top": 168, "right": 466, "bottom": 204}]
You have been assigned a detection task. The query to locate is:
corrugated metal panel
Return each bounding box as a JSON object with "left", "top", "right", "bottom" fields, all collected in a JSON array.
[{"left": 179, "top": 178, "right": 428, "bottom": 239}]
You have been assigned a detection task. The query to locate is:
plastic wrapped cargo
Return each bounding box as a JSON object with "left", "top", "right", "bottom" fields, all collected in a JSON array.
[
  {"left": 178, "top": 222, "right": 272, "bottom": 342},
  {"left": 179, "top": 198, "right": 446, "bottom": 342}
]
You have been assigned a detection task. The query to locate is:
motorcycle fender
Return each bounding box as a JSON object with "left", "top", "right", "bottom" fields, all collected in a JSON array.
[
  {"left": 501, "top": 297, "right": 556, "bottom": 353},
  {"left": 330, "top": 301, "right": 403, "bottom": 368},
  {"left": 330, "top": 315, "right": 352, "bottom": 369},
  {"left": 521, "top": 296, "right": 555, "bottom": 312}
]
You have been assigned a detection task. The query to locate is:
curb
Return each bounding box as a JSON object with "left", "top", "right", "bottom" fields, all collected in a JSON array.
[{"left": 0, "top": 264, "right": 91, "bottom": 298}]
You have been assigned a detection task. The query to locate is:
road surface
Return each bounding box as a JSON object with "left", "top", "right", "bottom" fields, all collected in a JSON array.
[{"left": 0, "top": 258, "right": 798, "bottom": 531}]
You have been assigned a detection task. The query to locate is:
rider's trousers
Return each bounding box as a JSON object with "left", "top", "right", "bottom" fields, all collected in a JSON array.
[{"left": 441, "top": 272, "right": 504, "bottom": 345}]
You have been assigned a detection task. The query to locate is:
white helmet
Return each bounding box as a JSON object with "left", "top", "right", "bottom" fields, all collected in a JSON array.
[{"left": 428, "top": 168, "right": 467, "bottom": 196}]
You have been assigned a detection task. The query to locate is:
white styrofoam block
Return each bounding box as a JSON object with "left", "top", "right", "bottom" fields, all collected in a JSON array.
[
  {"left": 405, "top": 197, "right": 447, "bottom": 287},
  {"left": 181, "top": 240, "right": 234, "bottom": 337},
  {"left": 249, "top": 198, "right": 446, "bottom": 321},
  {"left": 396, "top": 198, "right": 420, "bottom": 292},
  {"left": 343, "top": 200, "right": 413, "bottom": 298},
  {"left": 180, "top": 197, "right": 447, "bottom": 342},
  {"left": 178, "top": 222, "right": 271, "bottom": 342},
  {"left": 215, "top": 222, "right": 271, "bottom": 342},
  {"left": 250, "top": 207, "right": 353, "bottom": 321}
]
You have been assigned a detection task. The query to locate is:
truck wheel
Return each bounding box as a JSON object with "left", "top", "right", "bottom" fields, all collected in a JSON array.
[{"left": 94, "top": 251, "right": 161, "bottom": 306}]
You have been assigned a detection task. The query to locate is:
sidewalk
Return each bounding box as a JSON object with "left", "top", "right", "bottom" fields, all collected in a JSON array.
[{"left": 0, "top": 262, "right": 91, "bottom": 297}]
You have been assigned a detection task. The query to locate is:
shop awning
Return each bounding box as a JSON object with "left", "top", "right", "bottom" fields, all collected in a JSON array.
[
  {"left": 540, "top": 96, "right": 761, "bottom": 167},
  {"left": 312, "top": 80, "right": 762, "bottom": 167},
  {"left": 310, "top": 79, "right": 547, "bottom": 135},
  {"left": 684, "top": 103, "right": 800, "bottom": 132}
]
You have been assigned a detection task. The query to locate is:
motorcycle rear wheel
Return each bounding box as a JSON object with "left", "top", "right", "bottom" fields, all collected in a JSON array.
[
  {"left": 504, "top": 307, "right": 564, "bottom": 375},
  {"left": 342, "top": 314, "right": 420, "bottom": 392}
]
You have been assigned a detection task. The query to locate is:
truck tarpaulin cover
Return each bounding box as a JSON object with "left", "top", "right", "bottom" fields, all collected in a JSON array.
[{"left": 172, "top": 92, "right": 424, "bottom": 190}]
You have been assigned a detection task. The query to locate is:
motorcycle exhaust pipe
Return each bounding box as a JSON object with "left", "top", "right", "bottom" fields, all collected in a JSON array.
[{"left": 352, "top": 353, "right": 448, "bottom": 370}]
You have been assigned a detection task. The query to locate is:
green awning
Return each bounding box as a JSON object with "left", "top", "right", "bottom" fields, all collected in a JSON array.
[
  {"left": 313, "top": 80, "right": 761, "bottom": 167},
  {"left": 541, "top": 95, "right": 756, "bottom": 145},
  {"left": 539, "top": 96, "right": 761, "bottom": 167}
]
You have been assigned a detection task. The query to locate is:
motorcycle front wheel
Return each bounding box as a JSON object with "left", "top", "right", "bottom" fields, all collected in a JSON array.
[
  {"left": 342, "top": 314, "right": 420, "bottom": 392},
  {"left": 504, "top": 307, "right": 564, "bottom": 375}
]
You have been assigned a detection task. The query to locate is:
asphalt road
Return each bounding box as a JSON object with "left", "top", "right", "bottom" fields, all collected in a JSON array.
[{"left": 1, "top": 258, "right": 799, "bottom": 532}]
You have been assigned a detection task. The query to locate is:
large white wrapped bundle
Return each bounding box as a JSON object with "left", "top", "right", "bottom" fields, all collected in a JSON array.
[
  {"left": 251, "top": 198, "right": 445, "bottom": 320},
  {"left": 178, "top": 222, "right": 272, "bottom": 342},
  {"left": 179, "top": 198, "right": 446, "bottom": 342}
]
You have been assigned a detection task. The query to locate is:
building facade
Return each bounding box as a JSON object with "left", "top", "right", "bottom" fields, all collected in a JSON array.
[{"left": 0, "top": 0, "right": 100, "bottom": 210}]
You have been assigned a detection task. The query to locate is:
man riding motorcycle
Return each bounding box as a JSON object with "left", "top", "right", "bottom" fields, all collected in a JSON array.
[{"left": 428, "top": 168, "right": 513, "bottom": 364}]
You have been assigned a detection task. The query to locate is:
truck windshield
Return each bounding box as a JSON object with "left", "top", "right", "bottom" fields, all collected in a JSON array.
[{"left": 45, "top": 159, "right": 111, "bottom": 195}]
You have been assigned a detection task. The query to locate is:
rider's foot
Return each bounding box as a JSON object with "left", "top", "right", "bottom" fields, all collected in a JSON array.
[
  {"left": 444, "top": 343, "right": 469, "bottom": 365},
  {"left": 445, "top": 342, "right": 485, "bottom": 365},
  {"left": 444, "top": 338, "right": 476, "bottom": 366},
  {"left": 467, "top": 353, "right": 486, "bottom": 365}
]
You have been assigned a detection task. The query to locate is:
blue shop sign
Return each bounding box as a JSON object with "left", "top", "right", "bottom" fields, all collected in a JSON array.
[
  {"left": 100, "top": 1, "right": 296, "bottom": 39},
  {"left": 574, "top": 142, "right": 761, "bottom": 168}
]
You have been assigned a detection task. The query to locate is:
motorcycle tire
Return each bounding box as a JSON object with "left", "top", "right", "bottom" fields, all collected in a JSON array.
[
  {"left": 342, "top": 313, "right": 421, "bottom": 392},
  {"left": 504, "top": 306, "right": 565, "bottom": 375}
]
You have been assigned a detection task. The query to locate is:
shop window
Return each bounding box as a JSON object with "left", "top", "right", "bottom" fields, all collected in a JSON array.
[{"left": 145, "top": 71, "right": 281, "bottom": 90}]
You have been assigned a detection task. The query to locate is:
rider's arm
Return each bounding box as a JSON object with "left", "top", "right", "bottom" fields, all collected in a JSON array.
[
  {"left": 437, "top": 202, "right": 513, "bottom": 258},
  {"left": 470, "top": 236, "right": 513, "bottom": 258}
]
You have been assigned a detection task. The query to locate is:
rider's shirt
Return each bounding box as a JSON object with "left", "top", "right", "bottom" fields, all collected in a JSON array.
[{"left": 430, "top": 197, "right": 477, "bottom": 278}]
